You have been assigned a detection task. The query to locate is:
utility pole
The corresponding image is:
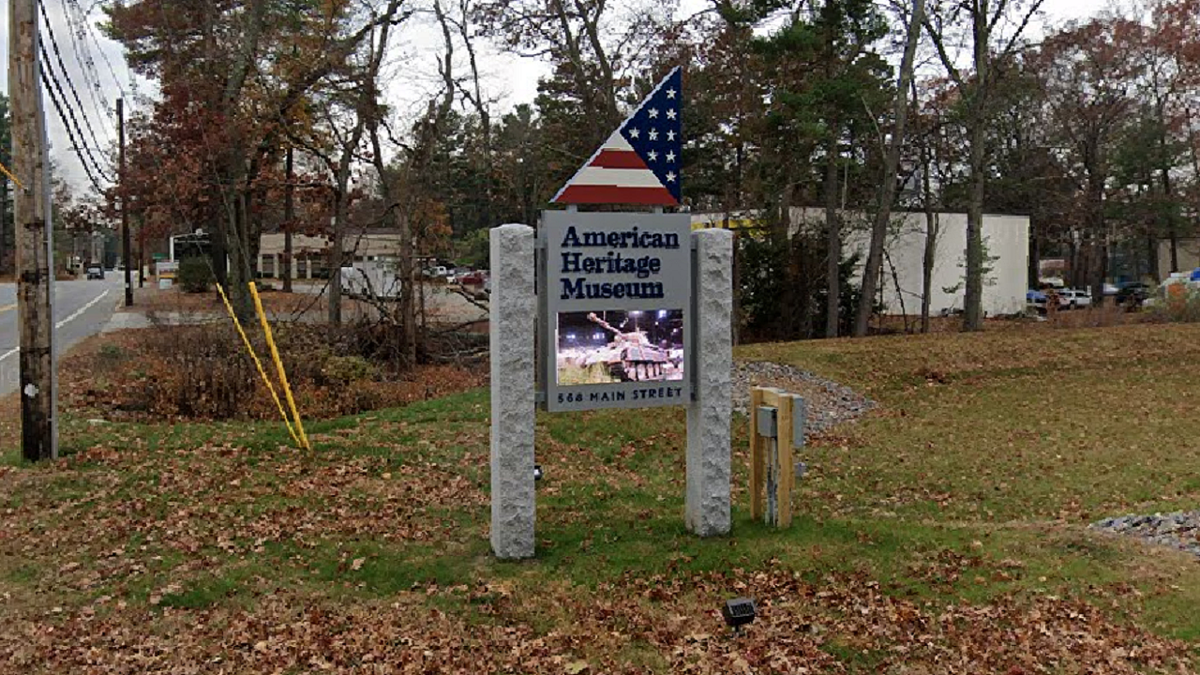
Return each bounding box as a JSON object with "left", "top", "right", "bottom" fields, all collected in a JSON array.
[
  {"left": 118, "top": 98, "right": 132, "bottom": 306},
  {"left": 10, "top": 0, "right": 57, "bottom": 461}
]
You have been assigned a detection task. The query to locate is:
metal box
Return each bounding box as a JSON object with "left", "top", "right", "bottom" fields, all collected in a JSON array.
[{"left": 756, "top": 406, "right": 777, "bottom": 438}]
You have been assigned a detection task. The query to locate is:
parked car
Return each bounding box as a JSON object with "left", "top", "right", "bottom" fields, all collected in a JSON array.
[
  {"left": 1060, "top": 288, "right": 1092, "bottom": 309},
  {"left": 86, "top": 265, "right": 104, "bottom": 280},
  {"left": 1026, "top": 289, "right": 1047, "bottom": 313},
  {"left": 422, "top": 265, "right": 449, "bottom": 279},
  {"left": 458, "top": 270, "right": 488, "bottom": 286},
  {"left": 1115, "top": 282, "right": 1151, "bottom": 309}
]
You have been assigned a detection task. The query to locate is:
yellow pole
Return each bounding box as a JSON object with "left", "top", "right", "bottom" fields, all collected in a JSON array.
[
  {"left": 0, "top": 159, "right": 26, "bottom": 190},
  {"left": 216, "top": 283, "right": 301, "bottom": 447},
  {"left": 249, "top": 282, "right": 310, "bottom": 450}
]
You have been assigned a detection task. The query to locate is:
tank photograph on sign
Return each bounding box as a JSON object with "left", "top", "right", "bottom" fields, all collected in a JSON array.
[{"left": 556, "top": 309, "right": 684, "bottom": 385}]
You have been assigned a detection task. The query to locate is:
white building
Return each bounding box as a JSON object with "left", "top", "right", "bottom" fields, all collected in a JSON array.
[{"left": 691, "top": 208, "right": 1031, "bottom": 318}]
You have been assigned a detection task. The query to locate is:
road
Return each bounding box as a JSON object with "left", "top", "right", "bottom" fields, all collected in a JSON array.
[{"left": 0, "top": 275, "right": 124, "bottom": 396}]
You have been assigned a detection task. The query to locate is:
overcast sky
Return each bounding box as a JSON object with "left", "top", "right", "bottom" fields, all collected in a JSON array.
[{"left": 1, "top": 0, "right": 1103, "bottom": 198}]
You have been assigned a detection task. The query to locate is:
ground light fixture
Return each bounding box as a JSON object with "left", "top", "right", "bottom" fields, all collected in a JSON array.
[
  {"left": 534, "top": 464, "right": 543, "bottom": 481},
  {"left": 722, "top": 597, "right": 756, "bottom": 631}
]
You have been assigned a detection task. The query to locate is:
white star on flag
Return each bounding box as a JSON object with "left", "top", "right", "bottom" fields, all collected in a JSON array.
[{"left": 550, "top": 66, "right": 683, "bottom": 205}]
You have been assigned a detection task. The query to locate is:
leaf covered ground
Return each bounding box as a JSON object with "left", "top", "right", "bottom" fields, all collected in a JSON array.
[{"left": 4, "top": 322, "right": 1200, "bottom": 672}]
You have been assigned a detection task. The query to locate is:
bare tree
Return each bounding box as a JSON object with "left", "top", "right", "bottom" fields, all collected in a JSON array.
[
  {"left": 923, "top": 0, "right": 1045, "bottom": 331},
  {"left": 853, "top": 0, "right": 925, "bottom": 337}
]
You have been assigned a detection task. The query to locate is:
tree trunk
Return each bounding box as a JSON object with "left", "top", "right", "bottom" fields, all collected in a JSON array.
[
  {"left": 283, "top": 146, "right": 293, "bottom": 293},
  {"left": 854, "top": 0, "right": 924, "bottom": 337},
  {"left": 224, "top": 195, "right": 253, "bottom": 320},
  {"left": 1087, "top": 171, "right": 1107, "bottom": 304},
  {"left": 208, "top": 203, "right": 228, "bottom": 289},
  {"left": 921, "top": 212, "right": 938, "bottom": 333},
  {"left": 963, "top": 119, "right": 986, "bottom": 330},
  {"left": 778, "top": 176, "right": 796, "bottom": 337},
  {"left": 1028, "top": 230, "right": 1040, "bottom": 289},
  {"left": 824, "top": 138, "right": 840, "bottom": 339},
  {"left": 797, "top": 236, "right": 814, "bottom": 339},
  {"left": 328, "top": 136, "right": 361, "bottom": 326},
  {"left": 328, "top": 207, "right": 343, "bottom": 324},
  {"left": 919, "top": 124, "right": 938, "bottom": 333},
  {"left": 1146, "top": 231, "right": 1159, "bottom": 282}
]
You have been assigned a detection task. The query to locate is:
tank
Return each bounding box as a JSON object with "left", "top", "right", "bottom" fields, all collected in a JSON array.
[{"left": 586, "top": 312, "right": 670, "bottom": 382}]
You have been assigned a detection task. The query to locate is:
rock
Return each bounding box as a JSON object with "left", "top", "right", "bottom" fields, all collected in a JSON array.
[{"left": 1090, "top": 509, "right": 1200, "bottom": 559}]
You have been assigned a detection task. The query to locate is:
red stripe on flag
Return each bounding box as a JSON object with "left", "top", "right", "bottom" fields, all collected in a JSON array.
[
  {"left": 553, "top": 184, "right": 678, "bottom": 206},
  {"left": 588, "top": 150, "right": 649, "bottom": 169}
]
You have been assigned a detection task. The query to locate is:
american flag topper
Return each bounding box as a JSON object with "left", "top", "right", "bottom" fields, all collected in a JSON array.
[{"left": 552, "top": 67, "right": 682, "bottom": 206}]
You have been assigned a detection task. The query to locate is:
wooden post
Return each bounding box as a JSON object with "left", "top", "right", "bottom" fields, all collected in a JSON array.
[
  {"left": 749, "top": 386, "right": 796, "bottom": 527},
  {"left": 749, "top": 386, "right": 766, "bottom": 520},
  {"left": 10, "top": 0, "right": 56, "bottom": 461},
  {"left": 773, "top": 390, "right": 794, "bottom": 529}
]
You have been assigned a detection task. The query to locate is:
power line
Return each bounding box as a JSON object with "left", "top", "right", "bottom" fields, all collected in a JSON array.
[
  {"left": 57, "top": 0, "right": 115, "bottom": 136},
  {"left": 40, "top": 45, "right": 106, "bottom": 192},
  {"left": 79, "top": 1, "right": 128, "bottom": 100},
  {"left": 38, "top": 0, "right": 113, "bottom": 173}
]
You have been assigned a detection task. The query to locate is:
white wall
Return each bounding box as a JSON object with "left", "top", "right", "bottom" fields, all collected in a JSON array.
[
  {"left": 840, "top": 211, "right": 1030, "bottom": 317},
  {"left": 690, "top": 209, "right": 1031, "bottom": 318}
]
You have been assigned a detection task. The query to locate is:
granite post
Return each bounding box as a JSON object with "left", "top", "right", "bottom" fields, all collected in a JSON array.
[
  {"left": 489, "top": 223, "right": 537, "bottom": 559},
  {"left": 686, "top": 228, "right": 734, "bottom": 536}
]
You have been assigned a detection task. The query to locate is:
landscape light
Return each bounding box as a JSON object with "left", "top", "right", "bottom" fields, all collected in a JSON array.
[
  {"left": 722, "top": 598, "right": 756, "bottom": 630},
  {"left": 534, "top": 464, "right": 543, "bottom": 481}
]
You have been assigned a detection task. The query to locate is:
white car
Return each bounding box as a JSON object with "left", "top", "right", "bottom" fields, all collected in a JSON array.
[{"left": 1060, "top": 288, "right": 1092, "bottom": 309}]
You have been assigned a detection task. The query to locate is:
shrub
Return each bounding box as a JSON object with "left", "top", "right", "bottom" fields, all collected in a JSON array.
[
  {"left": 178, "top": 256, "right": 213, "bottom": 293},
  {"left": 321, "top": 355, "right": 378, "bottom": 384},
  {"left": 61, "top": 322, "right": 487, "bottom": 421},
  {"left": 1147, "top": 289, "right": 1200, "bottom": 324}
]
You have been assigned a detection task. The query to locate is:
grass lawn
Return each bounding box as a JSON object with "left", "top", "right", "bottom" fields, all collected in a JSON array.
[{"left": 3, "top": 322, "right": 1200, "bottom": 672}]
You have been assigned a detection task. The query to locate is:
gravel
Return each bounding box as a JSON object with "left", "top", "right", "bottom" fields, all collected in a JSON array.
[
  {"left": 1090, "top": 511, "right": 1200, "bottom": 558},
  {"left": 732, "top": 360, "right": 876, "bottom": 441}
]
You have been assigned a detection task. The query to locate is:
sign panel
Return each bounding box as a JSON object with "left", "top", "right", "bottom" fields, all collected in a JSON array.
[{"left": 541, "top": 210, "right": 691, "bottom": 412}]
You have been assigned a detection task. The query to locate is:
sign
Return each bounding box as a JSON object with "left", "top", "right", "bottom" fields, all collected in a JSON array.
[
  {"left": 157, "top": 261, "right": 179, "bottom": 280},
  {"left": 540, "top": 210, "right": 691, "bottom": 412}
]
